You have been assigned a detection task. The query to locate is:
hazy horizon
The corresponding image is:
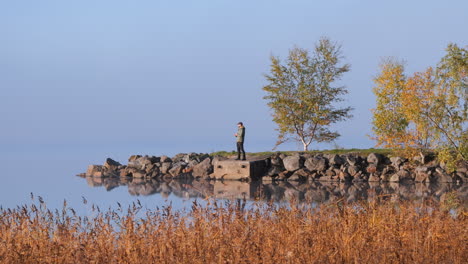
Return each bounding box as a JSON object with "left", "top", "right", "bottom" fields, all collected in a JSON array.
[{"left": 2, "top": 0, "right": 467, "bottom": 156}]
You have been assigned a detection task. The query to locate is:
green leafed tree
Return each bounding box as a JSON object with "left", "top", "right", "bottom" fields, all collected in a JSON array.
[{"left": 262, "top": 37, "right": 353, "bottom": 151}]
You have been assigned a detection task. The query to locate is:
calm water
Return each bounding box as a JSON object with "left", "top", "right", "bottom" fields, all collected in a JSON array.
[{"left": 1, "top": 145, "right": 467, "bottom": 215}]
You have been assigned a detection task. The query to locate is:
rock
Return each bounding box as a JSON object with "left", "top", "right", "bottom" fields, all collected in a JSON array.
[
  {"left": 288, "top": 169, "right": 308, "bottom": 181},
  {"left": 325, "top": 168, "right": 336, "bottom": 177},
  {"left": 283, "top": 155, "right": 304, "bottom": 172},
  {"left": 120, "top": 167, "right": 131, "bottom": 177},
  {"left": 305, "top": 156, "right": 328, "bottom": 171},
  {"left": 128, "top": 155, "right": 142, "bottom": 162},
  {"left": 317, "top": 175, "right": 335, "bottom": 182},
  {"left": 345, "top": 155, "right": 359, "bottom": 166},
  {"left": 146, "top": 164, "right": 160, "bottom": 176},
  {"left": 187, "top": 159, "right": 200, "bottom": 168},
  {"left": 413, "top": 152, "right": 435, "bottom": 164},
  {"left": 366, "top": 164, "right": 377, "bottom": 174},
  {"left": 367, "top": 153, "right": 382, "bottom": 165},
  {"left": 267, "top": 166, "right": 283, "bottom": 176},
  {"left": 262, "top": 176, "right": 275, "bottom": 183},
  {"left": 104, "top": 158, "right": 121, "bottom": 171},
  {"left": 456, "top": 172, "right": 467, "bottom": 182},
  {"left": 172, "top": 153, "right": 187, "bottom": 163},
  {"left": 338, "top": 171, "right": 352, "bottom": 182},
  {"left": 456, "top": 161, "right": 468, "bottom": 174},
  {"left": 328, "top": 154, "right": 344, "bottom": 166},
  {"left": 169, "top": 164, "right": 185, "bottom": 177},
  {"left": 348, "top": 166, "right": 360, "bottom": 177},
  {"left": 86, "top": 165, "right": 104, "bottom": 177},
  {"left": 390, "top": 157, "right": 406, "bottom": 169},
  {"left": 368, "top": 174, "right": 380, "bottom": 182},
  {"left": 389, "top": 173, "right": 399, "bottom": 182},
  {"left": 192, "top": 158, "right": 213, "bottom": 178},
  {"left": 277, "top": 171, "right": 292, "bottom": 180},
  {"left": 160, "top": 155, "right": 172, "bottom": 163},
  {"left": 128, "top": 156, "right": 156, "bottom": 170},
  {"left": 414, "top": 166, "right": 431, "bottom": 182},
  {"left": 397, "top": 169, "right": 412, "bottom": 181},
  {"left": 160, "top": 162, "right": 172, "bottom": 174},
  {"left": 433, "top": 167, "right": 453, "bottom": 183},
  {"left": 132, "top": 170, "right": 146, "bottom": 179},
  {"left": 270, "top": 155, "right": 283, "bottom": 167}
]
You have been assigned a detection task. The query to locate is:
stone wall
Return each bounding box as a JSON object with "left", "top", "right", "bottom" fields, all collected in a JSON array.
[{"left": 80, "top": 152, "right": 467, "bottom": 184}]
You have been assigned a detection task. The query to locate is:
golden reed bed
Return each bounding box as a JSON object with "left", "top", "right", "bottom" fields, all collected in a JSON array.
[{"left": 1, "top": 195, "right": 466, "bottom": 264}]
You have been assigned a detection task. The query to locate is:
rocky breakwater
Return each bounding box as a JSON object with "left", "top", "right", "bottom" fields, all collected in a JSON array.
[
  {"left": 79, "top": 152, "right": 467, "bottom": 184},
  {"left": 82, "top": 153, "right": 221, "bottom": 181}
]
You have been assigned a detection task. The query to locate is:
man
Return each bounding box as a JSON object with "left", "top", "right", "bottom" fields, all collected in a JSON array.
[{"left": 234, "top": 122, "right": 246, "bottom": 160}]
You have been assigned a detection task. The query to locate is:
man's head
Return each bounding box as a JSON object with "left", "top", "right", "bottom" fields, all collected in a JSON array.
[{"left": 237, "top": 122, "right": 243, "bottom": 127}]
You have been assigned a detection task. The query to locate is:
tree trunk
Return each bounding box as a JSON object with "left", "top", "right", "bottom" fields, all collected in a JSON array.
[{"left": 303, "top": 143, "right": 309, "bottom": 152}]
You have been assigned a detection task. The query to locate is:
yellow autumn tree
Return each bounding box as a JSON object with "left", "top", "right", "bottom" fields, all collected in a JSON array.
[
  {"left": 401, "top": 67, "right": 436, "bottom": 152},
  {"left": 372, "top": 44, "right": 467, "bottom": 166},
  {"left": 371, "top": 58, "right": 409, "bottom": 150}
]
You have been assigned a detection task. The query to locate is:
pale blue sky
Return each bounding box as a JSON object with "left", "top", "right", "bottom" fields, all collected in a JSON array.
[{"left": 1, "top": 0, "right": 467, "bottom": 155}]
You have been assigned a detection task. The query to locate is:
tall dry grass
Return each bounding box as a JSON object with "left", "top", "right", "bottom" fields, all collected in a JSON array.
[{"left": 0, "top": 196, "right": 466, "bottom": 264}]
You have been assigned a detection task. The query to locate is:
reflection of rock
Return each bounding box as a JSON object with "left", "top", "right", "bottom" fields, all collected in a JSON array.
[
  {"left": 80, "top": 169, "right": 468, "bottom": 206},
  {"left": 214, "top": 181, "right": 250, "bottom": 199}
]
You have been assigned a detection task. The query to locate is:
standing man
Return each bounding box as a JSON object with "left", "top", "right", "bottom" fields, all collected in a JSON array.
[{"left": 234, "top": 122, "right": 246, "bottom": 160}]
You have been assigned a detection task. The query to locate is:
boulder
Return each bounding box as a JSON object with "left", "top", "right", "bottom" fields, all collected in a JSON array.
[
  {"left": 270, "top": 155, "right": 283, "bottom": 167},
  {"left": 317, "top": 175, "right": 335, "bottom": 182},
  {"left": 283, "top": 155, "right": 304, "bottom": 172},
  {"left": 160, "top": 162, "right": 172, "bottom": 174},
  {"left": 120, "top": 167, "right": 131, "bottom": 177},
  {"left": 86, "top": 165, "right": 104, "bottom": 177},
  {"left": 348, "top": 166, "right": 360, "bottom": 177},
  {"left": 267, "top": 166, "right": 283, "bottom": 176},
  {"left": 328, "top": 154, "right": 344, "bottom": 166},
  {"left": 128, "top": 155, "right": 142, "bottom": 162},
  {"left": 397, "top": 169, "right": 412, "bottom": 182},
  {"left": 172, "top": 153, "right": 187, "bottom": 163},
  {"left": 169, "top": 163, "right": 185, "bottom": 177},
  {"left": 338, "top": 171, "right": 352, "bottom": 182},
  {"left": 367, "top": 153, "right": 382, "bottom": 165},
  {"left": 345, "top": 155, "right": 359, "bottom": 166},
  {"left": 128, "top": 156, "right": 156, "bottom": 170},
  {"left": 433, "top": 168, "right": 453, "bottom": 183},
  {"left": 415, "top": 166, "right": 431, "bottom": 182},
  {"left": 366, "top": 164, "right": 377, "bottom": 174},
  {"left": 160, "top": 155, "right": 172, "bottom": 163},
  {"left": 277, "top": 171, "right": 292, "bottom": 181},
  {"left": 132, "top": 170, "right": 146, "bottom": 179},
  {"left": 390, "top": 157, "right": 406, "bottom": 169},
  {"left": 325, "top": 168, "right": 336, "bottom": 177},
  {"left": 192, "top": 158, "right": 213, "bottom": 178},
  {"left": 288, "top": 169, "right": 309, "bottom": 181},
  {"left": 368, "top": 174, "right": 380, "bottom": 182},
  {"left": 305, "top": 156, "right": 328, "bottom": 172},
  {"left": 104, "top": 158, "right": 121, "bottom": 171}
]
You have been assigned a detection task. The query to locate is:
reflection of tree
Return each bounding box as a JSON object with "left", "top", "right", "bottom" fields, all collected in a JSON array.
[{"left": 82, "top": 176, "right": 467, "bottom": 205}]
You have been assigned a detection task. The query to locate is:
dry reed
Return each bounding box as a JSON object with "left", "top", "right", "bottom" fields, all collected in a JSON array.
[{"left": 0, "top": 195, "right": 466, "bottom": 264}]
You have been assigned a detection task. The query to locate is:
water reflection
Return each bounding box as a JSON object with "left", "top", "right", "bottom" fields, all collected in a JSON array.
[{"left": 82, "top": 176, "right": 468, "bottom": 205}]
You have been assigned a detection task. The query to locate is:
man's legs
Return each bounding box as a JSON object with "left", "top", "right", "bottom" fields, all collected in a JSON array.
[
  {"left": 236, "top": 142, "right": 242, "bottom": 160},
  {"left": 239, "top": 142, "right": 246, "bottom": 160}
]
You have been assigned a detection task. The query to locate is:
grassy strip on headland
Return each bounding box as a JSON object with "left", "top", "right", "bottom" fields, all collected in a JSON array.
[
  {"left": 211, "top": 148, "right": 393, "bottom": 158},
  {"left": 1, "top": 197, "right": 466, "bottom": 263}
]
